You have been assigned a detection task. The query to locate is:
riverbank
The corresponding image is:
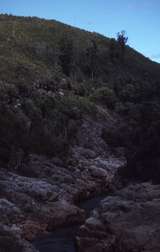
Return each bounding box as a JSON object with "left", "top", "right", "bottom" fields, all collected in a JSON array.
[{"left": 0, "top": 117, "right": 126, "bottom": 252}]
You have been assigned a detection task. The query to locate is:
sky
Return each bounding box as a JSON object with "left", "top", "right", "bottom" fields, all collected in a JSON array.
[{"left": 0, "top": 0, "right": 160, "bottom": 62}]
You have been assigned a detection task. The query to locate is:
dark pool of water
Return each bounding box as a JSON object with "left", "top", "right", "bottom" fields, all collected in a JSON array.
[
  {"left": 33, "top": 226, "right": 78, "bottom": 252},
  {"left": 33, "top": 195, "right": 105, "bottom": 252}
]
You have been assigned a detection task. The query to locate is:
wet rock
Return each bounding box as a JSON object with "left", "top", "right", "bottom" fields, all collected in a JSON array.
[
  {"left": 77, "top": 183, "right": 160, "bottom": 252},
  {"left": 0, "top": 224, "right": 38, "bottom": 252},
  {"left": 89, "top": 166, "right": 108, "bottom": 178},
  {"left": 45, "top": 200, "right": 85, "bottom": 231},
  {"left": 0, "top": 170, "right": 58, "bottom": 201},
  {"left": 0, "top": 199, "right": 21, "bottom": 224},
  {"left": 21, "top": 220, "right": 48, "bottom": 241},
  {"left": 71, "top": 146, "right": 98, "bottom": 160}
]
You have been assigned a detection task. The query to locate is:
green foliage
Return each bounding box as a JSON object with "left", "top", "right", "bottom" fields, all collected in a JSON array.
[
  {"left": 0, "top": 79, "right": 97, "bottom": 166},
  {"left": 85, "top": 40, "right": 98, "bottom": 79},
  {"left": 0, "top": 14, "right": 160, "bottom": 178},
  {"left": 59, "top": 35, "right": 74, "bottom": 76},
  {"left": 90, "top": 87, "right": 117, "bottom": 109},
  {"left": 0, "top": 14, "right": 158, "bottom": 86},
  {"left": 109, "top": 38, "right": 119, "bottom": 62},
  {"left": 117, "top": 30, "right": 128, "bottom": 48}
]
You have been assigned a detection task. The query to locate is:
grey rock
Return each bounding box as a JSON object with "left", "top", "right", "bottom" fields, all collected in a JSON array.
[
  {"left": 77, "top": 183, "right": 160, "bottom": 252},
  {"left": 0, "top": 115, "right": 126, "bottom": 251}
]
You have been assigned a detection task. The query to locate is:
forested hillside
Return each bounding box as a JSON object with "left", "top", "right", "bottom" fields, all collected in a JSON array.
[{"left": 0, "top": 14, "right": 160, "bottom": 180}]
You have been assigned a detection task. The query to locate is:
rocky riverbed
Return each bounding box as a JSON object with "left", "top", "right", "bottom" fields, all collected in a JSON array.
[
  {"left": 78, "top": 182, "right": 160, "bottom": 252},
  {"left": 0, "top": 114, "right": 160, "bottom": 252},
  {"left": 0, "top": 150, "right": 124, "bottom": 252},
  {"left": 3, "top": 115, "right": 160, "bottom": 252},
  {"left": 0, "top": 117, "right": 126, "bottom": 251},
  {"left": 33, "top": 196, "right": 106, "bottom": 252}
]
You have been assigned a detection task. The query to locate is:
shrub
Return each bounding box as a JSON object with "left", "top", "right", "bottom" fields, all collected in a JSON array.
[{"left": 90, "top": 87, "right": 117, "bottom": 109}]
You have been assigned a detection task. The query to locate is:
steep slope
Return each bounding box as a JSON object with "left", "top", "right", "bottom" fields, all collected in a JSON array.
[
  {"left": 0, "top": 14, "right": 159, "bottom": 169},
  {"left": 0, "top": 14, "right": 159, "bottom": 85}
]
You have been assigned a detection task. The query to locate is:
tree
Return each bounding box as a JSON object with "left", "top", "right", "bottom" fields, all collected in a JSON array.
[
  {"left": 59, "top": 35, "right": 74, "bottom": 76},
  {"left": 116, "top": 30, "right": 128, "bottom": 60},
  {"left": 117, "top": 30, "right": 128, "bottom": 48},
  {"left": 109, "top": 38, "right": 117, "bottom": 62},
  {"left": 86, "top": 40, "right": 98, "bottom": 80}
]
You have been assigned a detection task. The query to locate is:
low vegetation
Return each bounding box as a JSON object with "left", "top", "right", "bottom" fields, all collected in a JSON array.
[{"left": 0, "top": 14, "right": 160, "bottom": 182}]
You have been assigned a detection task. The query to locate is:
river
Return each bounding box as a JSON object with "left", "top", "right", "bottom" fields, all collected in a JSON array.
[{"left": 33, "top": 195, "right": 105, "bottom": 252}]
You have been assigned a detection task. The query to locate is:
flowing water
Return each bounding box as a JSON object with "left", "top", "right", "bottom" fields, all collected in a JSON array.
[{"left": 33, "top": 195, "right": 105, "bottom": 252}]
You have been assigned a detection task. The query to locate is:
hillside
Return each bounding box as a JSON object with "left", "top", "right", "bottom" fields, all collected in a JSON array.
[
  {"left": 0, "top": 14, "right": 159, "bottom": 166},
  {"left": 0, "top": 14, "right": 160, "bottom": 252},
  {"left": 0, "top": 14, "right": 159, "bottom": 84}
]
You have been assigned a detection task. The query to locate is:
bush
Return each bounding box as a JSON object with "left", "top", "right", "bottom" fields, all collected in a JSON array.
[{"left": 90, "top": 87, "right": 117, "bottom": 109}]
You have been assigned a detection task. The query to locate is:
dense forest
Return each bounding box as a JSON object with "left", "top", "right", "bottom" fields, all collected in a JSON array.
[{"left": 0, "top": 14, "right": 160, "bottom": 182}]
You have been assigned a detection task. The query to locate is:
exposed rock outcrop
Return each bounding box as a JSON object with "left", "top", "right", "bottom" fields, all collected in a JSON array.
[{"left": 77, "top": 183, "right": 160, "bottom": 252}]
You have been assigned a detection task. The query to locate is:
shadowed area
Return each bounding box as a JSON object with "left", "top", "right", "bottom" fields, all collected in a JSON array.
[{"left": 33, "top": 196, "right": 105, "bottom": 252}]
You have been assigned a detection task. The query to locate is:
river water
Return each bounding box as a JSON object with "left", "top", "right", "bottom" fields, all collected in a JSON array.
[{"left": 33, "top": 195, "right": 105, "bottom": 252}]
